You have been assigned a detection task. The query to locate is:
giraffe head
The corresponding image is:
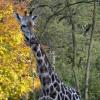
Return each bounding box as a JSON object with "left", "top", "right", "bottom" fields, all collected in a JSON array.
[{"left": 14, "top": 12, "right": 37, "bottom": 39}]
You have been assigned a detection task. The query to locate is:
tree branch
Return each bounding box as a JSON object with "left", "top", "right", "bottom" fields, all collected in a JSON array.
[{"left": 43, "top": 0, "right": 94, "bottom": 29}]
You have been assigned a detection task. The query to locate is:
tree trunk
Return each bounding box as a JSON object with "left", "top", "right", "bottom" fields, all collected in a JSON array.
[
  {"left": 66, "top": 0, "right": 80, "bottom": 92},
  {"left": 84, "top": 1, "right": 96, "bottom": 100},
  {"left": 49, "top": 49, "right": 56, "bottom": 69},
  {"left": 52, "top": 50, "right": 56, "bottom": 69}
]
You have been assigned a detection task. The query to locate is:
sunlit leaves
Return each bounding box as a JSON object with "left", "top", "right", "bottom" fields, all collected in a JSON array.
[{"left": 0, "top": 0, "right": 41, "bottom": 99}]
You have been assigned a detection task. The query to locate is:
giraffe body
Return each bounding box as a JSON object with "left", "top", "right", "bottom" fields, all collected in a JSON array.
[{"left": 15, "top": 13, "right": 81, "bottom": 100}]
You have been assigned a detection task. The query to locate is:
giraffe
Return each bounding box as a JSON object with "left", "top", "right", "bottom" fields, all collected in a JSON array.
[{"left": 15, "top": 12, "right": 81, "bottom": 100}]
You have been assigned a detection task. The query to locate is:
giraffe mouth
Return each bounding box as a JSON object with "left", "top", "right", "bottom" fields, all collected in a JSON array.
[{"left": 23, "top": 32, "right": 32, "bottom": 40}]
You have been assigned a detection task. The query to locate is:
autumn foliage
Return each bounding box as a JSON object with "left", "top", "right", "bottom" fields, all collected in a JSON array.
[{"left": 0, "top": 0, "right": 40, "bottom": 99}]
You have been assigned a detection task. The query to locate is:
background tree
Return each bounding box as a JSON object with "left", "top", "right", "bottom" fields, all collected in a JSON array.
[{"left": 29, "top": 0, "right": 100, "bottom": 99}]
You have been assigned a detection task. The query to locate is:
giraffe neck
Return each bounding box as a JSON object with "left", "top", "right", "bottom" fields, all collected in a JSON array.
[
  {"left": 24, "top": 32, "right": 54, "bottom": 87},
  {"left": 23, "top": 32, "right": 81, "bottom": 100}
]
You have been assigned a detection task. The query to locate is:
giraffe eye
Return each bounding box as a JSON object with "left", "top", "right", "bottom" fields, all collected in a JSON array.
[{"left": 22, "top": 25, "right": 27, "bottom": 28}]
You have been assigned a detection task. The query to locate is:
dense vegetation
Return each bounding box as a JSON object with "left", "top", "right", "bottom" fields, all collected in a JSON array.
[
  {"left": 0, "top": 0, "right": 100, "bottom": 100},
  {"left": 0, "top": 0, "right": 40, "bottom": 99}
]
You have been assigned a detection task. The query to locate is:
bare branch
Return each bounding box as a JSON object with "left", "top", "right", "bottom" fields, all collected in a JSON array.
[
  {"left": 43, "top": 0, "right": 94, "bottom": 29},
  {"left": 37, "top": 4, "right": 52, "bottom": 9},
  {"left": 69, "top": 0, "right": 94, "bottom": 6}
]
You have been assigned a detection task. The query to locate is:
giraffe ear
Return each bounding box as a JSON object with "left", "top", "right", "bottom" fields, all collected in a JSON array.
[
  {"left": 14, "top": 13, "right": 22, "bottom": 22},
  {"left": 32, "top": 16, "right": 37, "bottom": 20}
]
